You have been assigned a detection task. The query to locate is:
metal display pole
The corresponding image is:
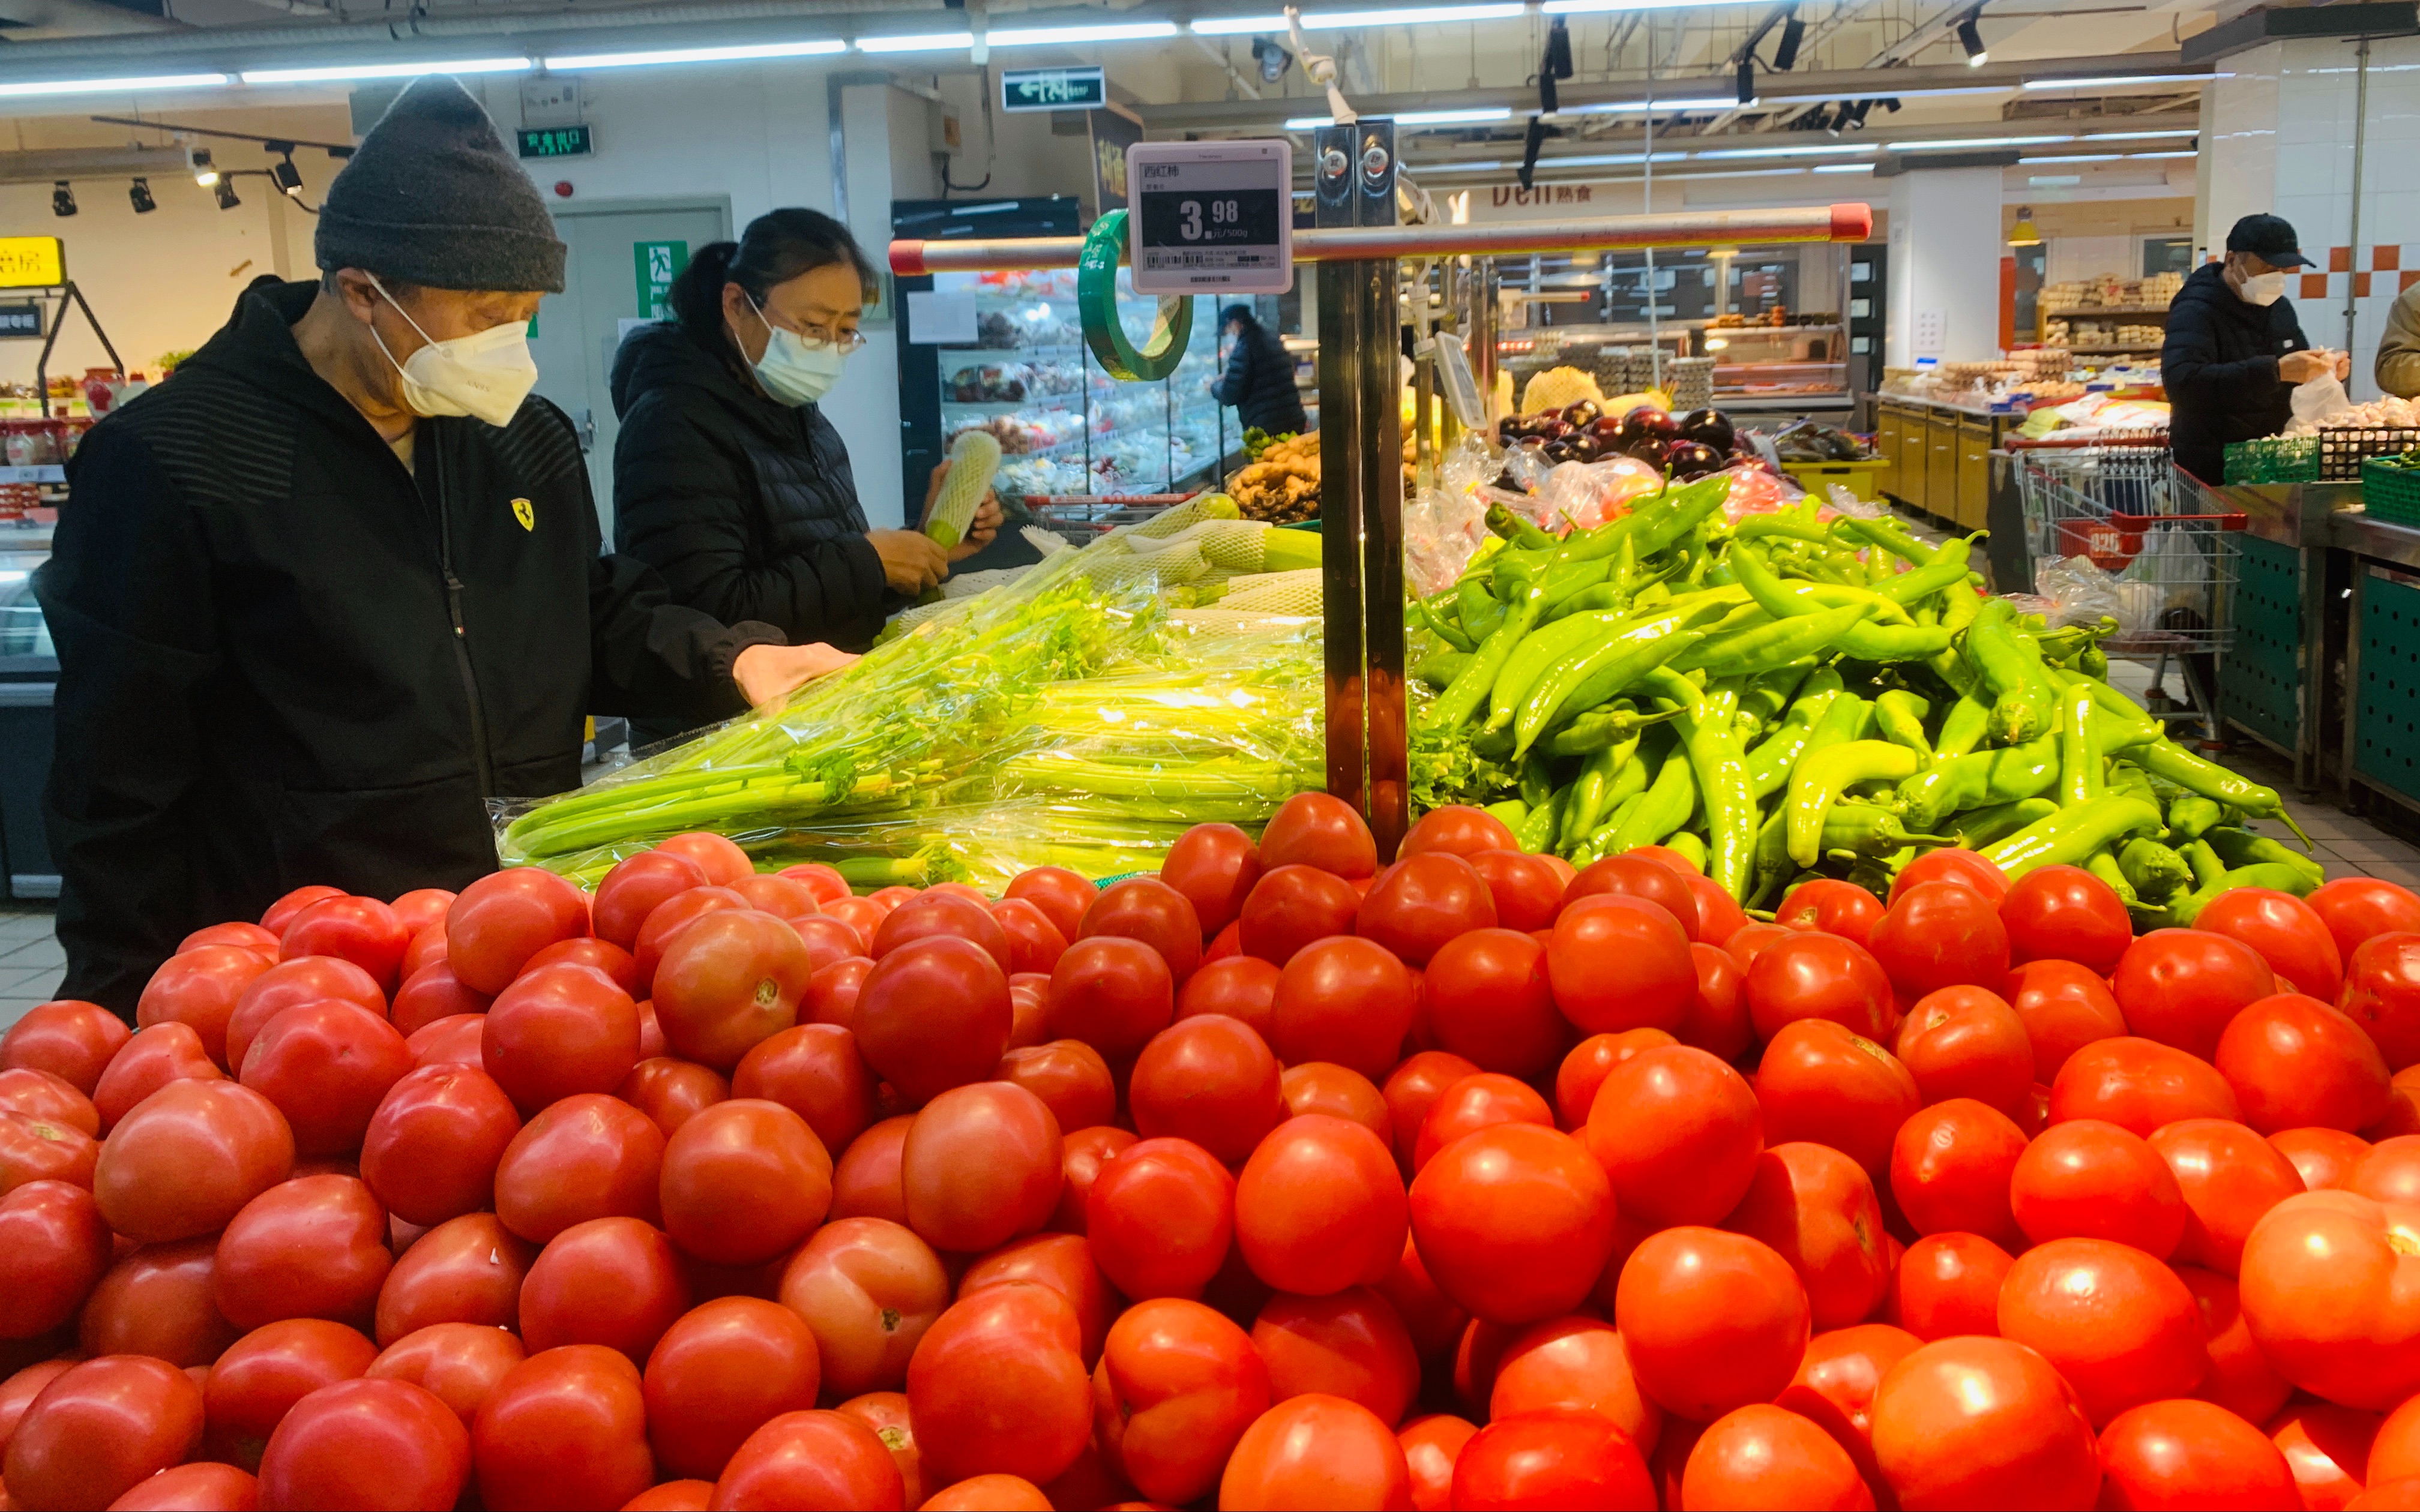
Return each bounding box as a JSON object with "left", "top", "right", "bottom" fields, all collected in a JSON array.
[{"left": 890, "top": 188, "right": 1872, "bottom": 854}]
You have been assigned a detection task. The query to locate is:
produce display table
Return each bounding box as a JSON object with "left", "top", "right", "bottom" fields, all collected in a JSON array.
[
  {"left": 2330, "top": 507, "right": 2420, "bottom": 819},
  {"left": 1874, "top": 395, "right": 2027, "bottom": 532}
]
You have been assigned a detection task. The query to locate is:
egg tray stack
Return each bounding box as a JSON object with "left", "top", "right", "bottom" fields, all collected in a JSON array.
[
  {"left": 1665, "top": 356, "right": 1715, "bottom": 412},
  {"left": 2318, "top": 428, "right": 2420, "bottom": 481}
]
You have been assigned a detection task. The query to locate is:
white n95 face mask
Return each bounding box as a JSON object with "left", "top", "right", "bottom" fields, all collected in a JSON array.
[
  {"left": 742, "top": 294, "right": 848, "bottom": 407},
  {"left": 2237, "top": 271, "right": 2289, "bottom": 307},
  {"left": 366, "top": 272, "right": 540, "bottom": 427}
]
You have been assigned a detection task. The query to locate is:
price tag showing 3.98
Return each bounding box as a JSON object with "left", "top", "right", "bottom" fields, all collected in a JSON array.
[{"left": 1124, "top": 140, "right": 1293, "bottom": 296}]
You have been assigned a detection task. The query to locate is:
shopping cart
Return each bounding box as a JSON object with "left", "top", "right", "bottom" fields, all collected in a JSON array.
[{"left": 2008, "top": 433, "right": 2247, "bottom": 736}]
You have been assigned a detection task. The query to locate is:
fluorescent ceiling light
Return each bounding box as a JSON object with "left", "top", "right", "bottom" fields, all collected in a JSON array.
[
  {"left": 1283, "top": 107, "right": 1512, "bottom": 128},
  {"left": 544, "top": 40, "right": 844, "bottom": 69},
  {"left": 2080, "top": 129, "right": 2199, "bottom": 142},
  {"left": 2128, "top": 150, "right": 2197, "bottom": 158},
  {"left": 242, "top": 57, "right": 527, "bottom": 83},
  {"left": 990, "top": 22, "right": 1180, "bottom": 46},
  {"left": 1194, "top": 4, "right": 1520, "bottom": 33},
  {"left": 1694, "top": 142, "right": 1877, "bottom": 159},
  {"left": 1813, "top": 163, "right": 1876, "bottom": 173},
  {"left": 1567, "top": 97, "right": 1737, "bottom": 112},
  {"left": 2030, "top": 174, "right": 2083, "bottom": 185},
  {"left": 2022, "top": 72, "right": 2217, "bottom": 90},
  {"left": 2020, "top": 153, "right": 2119, "bottom": 163},
  {"left": 1890, "top": 133, "right": 2070, "bottom": 149},
  {"left": 0, "top": 73, "right": 228, "bottom": 97},
  {"left": 857, "top": 31, "right": 975, "bottom": 52},
  {"left": 1760, "top": 84, "right": 2007, "bottom": 101},
  {"left": 1544, "top": 0, "right": 1729, "bottom": 11},
  {"left": 1410, "top": 160, "right": 1507, "bottom": 172}
]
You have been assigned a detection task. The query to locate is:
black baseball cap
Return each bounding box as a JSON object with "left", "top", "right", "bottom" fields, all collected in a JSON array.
[{"left": 2226, "top": 213, "right": 2313, "bottom": 268}]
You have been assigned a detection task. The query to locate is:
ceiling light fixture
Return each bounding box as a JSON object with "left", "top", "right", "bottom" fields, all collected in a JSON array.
[
  {"left": 214, "top": 178, "right": 241, "bottom": 210},
  {"left": 1568, "top": 97, "right": 1738, "bottom": 113},
  {"left": 128, "top": 177, "right": 155, "bottom": 214},
  {"left": 241, "top": 57, "right": 528, "bottom": 84},
  {"left": 1282, "top": 107, "right": 1512, "bottom": 128},
  {"left": 190, "top": 148, "right": 218, "bottom": 187},
  {"left": 0, "top": 73, "right": 227, "bottom": 99},
  {"left": 1695, "top": 142, "right": 1877, "bottom": 159},
  {"left": 989, "top": 22, "right": 1181, "bottom": 46},
  {"left": 2021, "top": 72, "right": 2217, "bottom": 90},
  {"left": 1957, "top": 10, "right": 1988, "bottom": 67},
  {"left": 1889, "top": 133, "right": 2069, "bottom": 149},
  {"left": 1774, "top": 14, "right": 1805, "bottom": 71},
  {"left": 2080, "top": 129, "right": 2200, "bottom": 143},
  {"left": 856, "top": 31, "right": 977, "bottom": 52},
  {"left": 51, "top": 182, "right": 75, "bottom": 218},
  {"left": 270, "top": 153, "right": 304, "bottom": 197},
  {"left": 1736, "top": 59, "right": 1756, "bottom": 106},
  {"left": 1193, "top": 4, "right": 1520, "bottom": 33},
  {"left": 2008, "top": 206, "right": 2040, "bottom": 245},
  {"left": 542, "top": 40, "right": 845, "bottom": 69}
]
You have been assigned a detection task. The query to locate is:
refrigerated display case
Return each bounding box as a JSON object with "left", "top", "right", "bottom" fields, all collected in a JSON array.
[{"left": 0, "top": 533, "right": 58, "bottom": 900}]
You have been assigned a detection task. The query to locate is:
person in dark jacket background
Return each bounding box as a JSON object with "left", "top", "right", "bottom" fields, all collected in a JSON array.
[
  {"left": 2163, "top": 214, "right": 2346, "bottom": 484},
  {"left": 38, "top": 78, "right": 853, "bottom": 1015},
  {"left": 1209, "top": 304, "right": 1308, "bottom": 437},
  {"left": 612, "top": 209, "right": 1001, "bottom": 673}
]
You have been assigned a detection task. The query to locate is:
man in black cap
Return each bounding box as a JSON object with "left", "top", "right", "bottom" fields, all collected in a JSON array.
[
  {"left": 1209, "top": 303, "right": 1308, "bottom": 438},
  {"left": 38, "top": 76, "right": 854, "bottom": 1013},
  {"left": 2163, "top": 212, "right": 2348, "bottom": 483}
]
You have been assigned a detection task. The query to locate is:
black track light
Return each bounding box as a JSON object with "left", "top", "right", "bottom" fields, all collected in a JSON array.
[
  {"left": 190, "top": 148, "right": 217, "bottom": 187},
  {"left": 50, "top": 181, "right": 75, "bottom": 218},
  {"left": 271, "top": 154, "right": 303, "bottom": 197},
  {"left": 1251, "top": 37, "right": 1293, "bottom": 85},
  {"left": 1958, "top": 10, "right": 1987, "bottom": 67},
  {"left": 1546, "top": 17, "right": 1574, "bottom": 80},
  {"left": 1848, "top": 98, "right": 1875, "bottom": 128},
  {"left": 1519, "top": 115, "right": 1555, "bottom": 190},
  {"left": 1775, "top": 14, "right": 1805, "bottom": 71},
  {"left": 1736, "top": 59, "right": 1756, "bottom": 106},
  {"left": 129, "top": 178, "right": 155, "bottom": 215},
  {"left": 214, "top": 178, "right": 241, "bottom": 211},
  {"left": 1826, "top": 104, "right": 1845, "bottom": 137}
]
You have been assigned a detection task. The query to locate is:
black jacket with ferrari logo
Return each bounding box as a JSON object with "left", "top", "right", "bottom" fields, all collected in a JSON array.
[{"left": 39, "top": 279, "right": 783, "bottom": 1013}]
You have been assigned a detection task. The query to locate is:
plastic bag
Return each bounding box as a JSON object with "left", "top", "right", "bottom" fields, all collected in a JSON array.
[
  {"left": 2032, "top": 554, "right": 2148, "bottom": 631},
  {"left": 1534, "top": 456, "right": 1666, "bottom": 534},
  {"left": 1405, "top": 484, "right": 1490, "bottom": 598},
  {"left": 2290, "top": 366, "right": 2354, "bottom": 433},
  {"left": 1826, "top": 484, "right": 1886, "bottom": 520},
  {"left": 1714, "top": 463, "right": 1804, "bottom": 523}
]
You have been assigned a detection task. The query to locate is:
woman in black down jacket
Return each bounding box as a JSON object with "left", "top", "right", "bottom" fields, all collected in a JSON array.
[
  {"left": 1209, "top": 304, "right": 1308, "bottom": 437},
  {"left": 612, "top": 209, "right": 1000, "bottom": 660}
]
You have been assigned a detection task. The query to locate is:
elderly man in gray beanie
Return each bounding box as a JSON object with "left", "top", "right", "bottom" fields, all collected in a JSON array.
[{"left": 38, "top": 76, "right": 854, "bottom": 1015}]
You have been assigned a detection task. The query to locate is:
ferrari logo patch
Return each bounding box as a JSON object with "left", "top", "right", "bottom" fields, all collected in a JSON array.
[{"left": 511, "top": 497, "right": 534, "bottom": 531}]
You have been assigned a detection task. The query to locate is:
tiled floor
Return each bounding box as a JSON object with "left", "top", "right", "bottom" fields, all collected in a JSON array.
[{"left": 0, "top": 907, "right": 64, "bottom": 1037}]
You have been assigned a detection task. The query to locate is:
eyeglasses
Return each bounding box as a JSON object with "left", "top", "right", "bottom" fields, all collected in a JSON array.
[{"left": 788, "top": 322, "right": 869, "bottom": 355}]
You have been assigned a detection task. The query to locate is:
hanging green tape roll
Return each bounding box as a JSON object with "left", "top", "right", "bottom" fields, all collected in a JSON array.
[{"left": 1077, "top": 208, "right": 1194, "bottom": 383}]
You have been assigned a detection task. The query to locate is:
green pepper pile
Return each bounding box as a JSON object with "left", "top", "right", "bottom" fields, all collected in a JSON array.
[{"left": 1410, "top": 479, "right": 2318, "bottom": 926}]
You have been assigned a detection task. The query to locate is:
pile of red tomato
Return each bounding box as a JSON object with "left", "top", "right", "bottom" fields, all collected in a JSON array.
[{"left": 5, "top": 794, "right": 2420, "bottom": 1511}]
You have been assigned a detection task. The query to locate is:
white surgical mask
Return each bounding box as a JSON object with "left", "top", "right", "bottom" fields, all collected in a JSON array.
[
  {"left": 740, "top": 294, "right": 847, "bottom": 406},
  {"left": 366, "top": 272, "right": 540, "bottom": 427},
  {"left": 2236, "top": 270, "right": 2289, "bottom": 307}
]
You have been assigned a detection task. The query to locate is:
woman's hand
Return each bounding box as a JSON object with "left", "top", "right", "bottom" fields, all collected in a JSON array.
[
  {"left": 733, "top": 641, "right": 858, "bottom": 707},
  {"left": 867, "top": 529, "right": 949, "bottom": 594},
  {"left": 920, "top": 461, "right": 1006, "bottom": 562}
]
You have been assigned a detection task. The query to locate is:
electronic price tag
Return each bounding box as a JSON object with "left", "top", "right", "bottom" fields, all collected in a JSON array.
[{"left": 1124, "top": 140, "right": 1293, "bottom": 296}]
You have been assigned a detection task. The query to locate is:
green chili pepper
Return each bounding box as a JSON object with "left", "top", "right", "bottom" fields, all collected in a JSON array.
[
  {"left": 1933, "top": 694, "right": 1992, "bottom": 761},
  {"left": 1538, "top": 557, "right": 1616, "bottom": 617},
  {"left": 1871, "top": 556, "right": 1977, "bottom": 608},
  {"left": 1515, "top": 603, "right": 1728, "bottom": 756},
  {"left": 2086, "top": 850, "right": 2140, "bottom": 906},
  {"left": 1874, "top": 690, "right": 1935, "bottom": 765},
  {"left": 1735, "top": 662, "right": 1816, "bottom": 739},
  {"left": 1609, "top": 745, "right": 1699, "bottom": 854},
  {"left": 1410, "top": 593, "right": 1476, "bottom": 653},
  {"left": 1643, "top": 667, "right": 1756, "bottom": 899},
  {"left": 1744, "top": 671, "right": 1848, "bottom": 799},
  {"left": 1540, "top": 702, "right": 1682, "bottom": 757},
  {"left": 1964, "top": 598, "right": 2058, "bottom": 743},
  {"left": 1483, "top": 797, "right": 1529, "bottom": 831},
  {"left": 1955, "top": 796, "right": 2061, "bottom": 849},
  {"left": 2138, "top": 740, "right": 2313, "bottom": 848},
  {"left": 1750, "top": 805, "right": 1793, "bottom": 903},
  {"left": 2182, "top": 838, "right": 2226, "bottom": 889},
  {"left": 1519, "top": 752, "right": 1555, "bottom": 810},
  {"left": 1895, "top": 734, "right": 2060, "bottom": 832},
  {"left": 1789, "top": 740, "right": 1922, "bottom": 868},
  {"left": 1738, "top": 515, "right": 1835, "bottom": 546},
  {"left": 1484, "top": 607, "right": 1650, "bottom": 733},
  {"left": 2167, "top": 862, "right": 2323, "bottom": 925},
  {"left": 1413, "top": 647, "right": 1472, "bottom": 691},
  {"left": 2058, "top": 681, "right": 2104, "bottom": 808},
  {"left": 1426, "top": 576, "right": 1544, "bottom": 730},
  {"left": 2107, "top": 761, "right": 2158, "bottom": 814},
  {"left": 1486, "top": 502, "right": 1558, "bottom": 550},
  {"left": 1456, "top": 577, "right": 1506, "bottom": 646},
  {"left": 1822, "top": 803, "right": 1956, "bottom": 858},
  {"left": 2203, "top": 826, "right": 2327, "bottom": 889},
  {"left": 1561, "top": 733, "right": 1636, "bottom": 848},
  {"left": 1981, "top": 797, "right": 2163, "bottom": 880},
  {"left": 1516, "top": 787, "right": 1567, "bottom": 854},
  {"left": 2042, "top": 668, "right": 2163, "bottom": 751},
  {"left": 2117, "top": 836, "right": 2195, "bottom": 902},
  {"left": 1675, "top": 604, "right": 1868, "bottom": 677},
  {"left": 2166, "top": 794, "right": 2224, "bottom": 845},
  {"left": 1542, "top": 580, "right": 1633, "bottom": 625},
  {"left": 1834, "top": 514, "right": 1934, "bottom": 567},
  {"left": 2080, "top": 644, "right": 2110, "bottom": 679},
  {"left": 1634, "top": 477, "right": 1734, "bottom": 556}
]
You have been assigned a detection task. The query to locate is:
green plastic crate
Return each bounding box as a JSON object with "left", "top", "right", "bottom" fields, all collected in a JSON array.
[
  {"left": 2357, "top": 571, "right": 2420, "bottom": 806},
  {"left": 2364, "top": 456, "right": 2420, "bottom": 526},
  {"left": 2225, "top": 436, "right": 2320, "bottom": 485},
  {"left": 2224, "top": 532, "right": 2303, "bottom": 752}
]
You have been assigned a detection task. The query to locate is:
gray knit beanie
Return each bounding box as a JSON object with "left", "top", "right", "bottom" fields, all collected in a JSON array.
[{"left": 315, "top": 76, "right": 565, "bottom": 293}]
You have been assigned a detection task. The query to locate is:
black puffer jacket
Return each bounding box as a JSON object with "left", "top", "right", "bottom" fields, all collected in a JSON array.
[
  {"left": 611, "top": 322, "right": 889, "bottom": 650},
  {"left": 1211, "top": 317, "right": 1308, "bottom": 437},
  {"left": 2163, "top": 261, "right": 2314, "bottom": 484}
]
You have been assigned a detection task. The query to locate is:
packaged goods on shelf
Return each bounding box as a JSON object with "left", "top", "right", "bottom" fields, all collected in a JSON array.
[{"left": 2039, "top": 271, "right": 2181, "bottom": 313}]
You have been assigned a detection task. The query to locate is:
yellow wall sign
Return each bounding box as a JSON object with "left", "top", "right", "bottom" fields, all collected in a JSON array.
[{"left": 0, "top": 238, "right": 64, "bottom": 290}]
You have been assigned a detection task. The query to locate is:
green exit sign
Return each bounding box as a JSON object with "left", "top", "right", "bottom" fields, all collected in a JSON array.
[
  {"left": 1001, "top": 66, "right": 1106, "bottom": 113},
  {"left": 517, "top": 125, "right": 594, "bottom": 159}
]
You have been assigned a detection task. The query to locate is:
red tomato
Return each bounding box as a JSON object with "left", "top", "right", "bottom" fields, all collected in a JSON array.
[
  {"left": 1379, "top": 1051, "right": 1479, "bottom": 1173},
  {"left": 0, "top": 1067, "right": 93, "bottom": 1138},
  {"left": 105, "top": 1460, "right": 263, "bottom": 1510},
  {"left": 661, "top": 1100, "right": 832, "bottom": 1267},
  {"left": 1451, "top": 1406, "right": 1657, "bottom": 1509},
  {"left": 644, "top": 832, "right": 744, "bottom": 887},
  {"left": 906, "top": 1282, "right": 1092, "bottom": 1486},
  {"left": 1046, "top": 935, "right": 1175, "bottom": 1064},
  {"left": 214, "top": 1173, "right": 391, "bottom": 1328},
  {"left": 400, "top": 921, "right": 449, "bottom": 980},
  {"left": 480, "top": 962, "right": 640, "bottom": 1115},
  {"left": 1616, "top": 1226, "right": 1810, "bottom": 1422},
  {"left": 828, "top": 1393, "right": 922, "bottom": 1508},
  {"left": 1001, "top": 868, "right": 1097, "bottom": 943},
  {"left": 2274, "top": 1127, "right": 2373, "bottom": 1192},
  {"left": 182, "top": 919, "right": 283, "bottom": 961},
  {"left": 829, "top": 1115, "right": 912, "bottom": 1226},
  {"left": 1466, "top": 850, "right": 1567, "bottom": 934},
  {"left": 260, "top": 885, "right": 346, "bottom": 934},
  {"left": 1893, "top": 984, "right": 2034, "bottom": 1121},
  {"left": 1868, "top": 880, "right": 2012, "bottom": 1003},
  {"left": 2376, "top": 1397, "right": 2420, "bottom": 1491},
  {"left": 92, "top": 1078, "right": 293, "bottom": 1244},
  {"left": 2200, "top": 886, "right": 2347, "bottom": 1002},
  {"left": 727, "top": 873, "right": 822, "bottom": 928},
  {"left": 2149, "top": 1118, "right": 2307, "bottom": 1276},
  {"left": 0, "top": 1106, "right": 94, "bottom": 1197},
  {"left": 1583, "top": 1045, "right": 1761, "bottom": 1230},
  {"left": 1399, "top": 1412, "right": 1477, "bottom": 1512},
  {"left": 1271, "top": 937, "right": 1417, "bottom": 1083},
  {"left": 2268, "top": 1400, "right": 2383, "bottom": 1511},
  {"left": 1251, "top": 1285, "right": 1419, "bottom": 1426},
  {"left": 1410, "top": 1120, "right": 1615, "bottom": 1328},
  {"left": 0, "top": 1000, "right": 130, "bottom": 1095},
  {"left": 1682, "top": 873, "right": 1750, "bottom": 952},
  {"left": 1049, "top": 1124, "right": 1137, "bottom": 1236},
  {"left": 2, "top": 1355, "right": 205, "bottom": 1510},
  {"left": 445, "top": 868, "right": 589, "bottom": 996},
  {"left": 1723, "top": 1142, "right": 1892, "bottom": 1330},
  {"left": 2311, "top": 878, "right": 2420, "bottom": 961},
  {"left": 492, "top": 1093, "right": 665, "bottom": 1244},
  {"left": 1754, "top": 1019, "right": 1921, "bottom": 1178},
  {"left": 521, "top": 936, "right": 642, "bottom": 999},
  {"left": 2179, "top": 1266, "right": 2293, "bottom": 1426},
  {"left": 619, "top": 1058, "right": 732, "bottom": 1140},
  {"left": 1281, "top": 1063, "right": 1394, "bottom": 1147},
  {"left": 1746, "top": 931, "right": 1894, "bottom": 1044},
  {"left": 1725, "top": 922, "right": 1793, "bottom": 976},
  {"left": 281, "top": 895, "right": 410, "bottom": 992},
  {"left": 472, "top": 1344, "right": 655, "bottom": 1511},
  {"left": 631, "top": 886, "right": 748, "bottom": 988},
  {"left": 638, "top": 1296, "right": 822, "bottom": 1481},
  {"left": 1238, "top": 863, "right": 1362, "bottom": 967},
  {"left": 1773, "top": 1322, "right": 1921, "bottom": 1488},
  {"left": 2344, "top": 934, "right": 2420, "bottom": 1075},
  {"left": 900, "top": 1082, "right": 1061, "bottom": 1256},
  {"left": 731, "top": 1024, "right": 873, "bottom": 1154},
  {"left": 1886, "top": 1097, "right": 2029, "bottom": 1249},
  {"left": 709, "top": 1408, "right": 904, "bottom": 1510},
  {"left": 361, "top": 1063, "right": 525, "bottom": 1229},
  {"left": 1158, "top": 823, "right": 1264, "bottom": 940},
  {"left": 770, "top": 863, "right": 849, "bottom": 907},
  {"left": 1175, "top": 955, "right": 1281, "bottom": 1039},
  {"left": 1868, "top": 1336, "right": 2099, "bottom": 1510},
  {"left": 0, "top": 1180, "right": 109, "bottom": 1338},
  {"left": 1421, "top": 928, "right": 1558, "bottom": 1081},
  {"left": 987, "top": 899, "right": 1068, "bottom": 979},
  {"left": 2113, "top": 928, "right": 2281, "bottom": 1063},
  {"left": 1412, "top": 1074, "right": 1552, "bottom": 1172},
  {"left": 1684, "top": 1403, "right": 1874, "bottom": 1511},
  {"left": 389, "top": 961, "right": 492, "bottom": 1039},
  {"left": 137, "top": 947, "right": 275, "bottom": 1069},
  {"left": 2216, "top": 992, "right": 2392, "bottom": 1135},
  {"left": 77, "top": 1234, "right": 237, "bottom": 1365},
  {"left": 1129, "top": 1015, "right": 1282, "bottom": 1163},
  {"left": 1401, "top": 805, "right": 1519, "bottom": 859},
  {"left": 237, "top": 1000, "right": 412, "bottom": 1156},
  {"left": 519, "top": 1216, "right": 690, "bottom": 1361},
  {"left": 650, "top": 910, "right": 813, "bottom": 1072},
  {"left": 1234, "top": 1113, "right": 1404, "bottom": 1297},
  {"left": 778, "top": 1217, "right": 948, "bottom": 1399},
  {"left": 1550, "top": 892, "right": 1697, "bottom": 1037},
  {"left": 853, "top": 937, "right": 1013, "bottom": 1108},
  {"left": 1999, "top": 863, "right": 2133, "bottom": 976},
  {"left": 200, "top": 1317, "right": 379, "bottom": 1469},
  {"left": 369, "top": 1322, "right": 526, "bottom": 1428},
  {"left": 1487, "top": 1315, "right": 1660, "bottom": 1457},
  {"left": 1777, "top": 878, "right": 1885, "bottom": 947},
  {"left": 871, "top": 893, "right": 1011, "bottom": 973},
  {"left": 372, "top": 1212, "right": 534, "bottom": 1345},
  {"left": 800, "top": 955, "right": 873, "bottom": 1031},
  {"left": 1998, "top": 1236, "right": 2209, "bottom": 1425},
  {"left": 406, "top": 1014, "right": 486, "bottom": 1070},
  {"left": 2049, "top": 1036, "right": 2243, "bottom": 1135},
  {"left": 1553, "top": 1030, "right": 1675, "bottom": 1132},
  {"left": 1676, "top": 941, "right": 1751, "bottom": 1062},
  {"left": 960, "top": 1232, "right": 1115, "bottom": 1370},
  {"left": 1565, "top": 854, "right": 1700, "bottom": 940},
  {"left": 1356, "top": 854, "right": 1497, "bottom": 967},
  {"left": 1081, "top": 1136, "right": 1234, "bottom": 1301},
  {"left": 2005, "top": 958, "right": 2128, "bottom": 1081},
  {"left": 786, "top": 915, "right": 865, "bottom": 976},
  {"left": 1891, "top": 847, "right": 2010, "bottom": 906},
  {"left": 1260, "top": 792, "right": 1379, "bottom": 879},
  {"left": 2008, "top": 1117, "right": 2186, "bottom": 1257},
  {"left": 1888, "top": 1232, "right": 2013, "bottom": 1340},
  {"left": 2241, "top": 1189, "right": 2420, "bottom": 1409},
  {"left": 1218, "top": 1393, "right": 1413, "bottom": 1508}
]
